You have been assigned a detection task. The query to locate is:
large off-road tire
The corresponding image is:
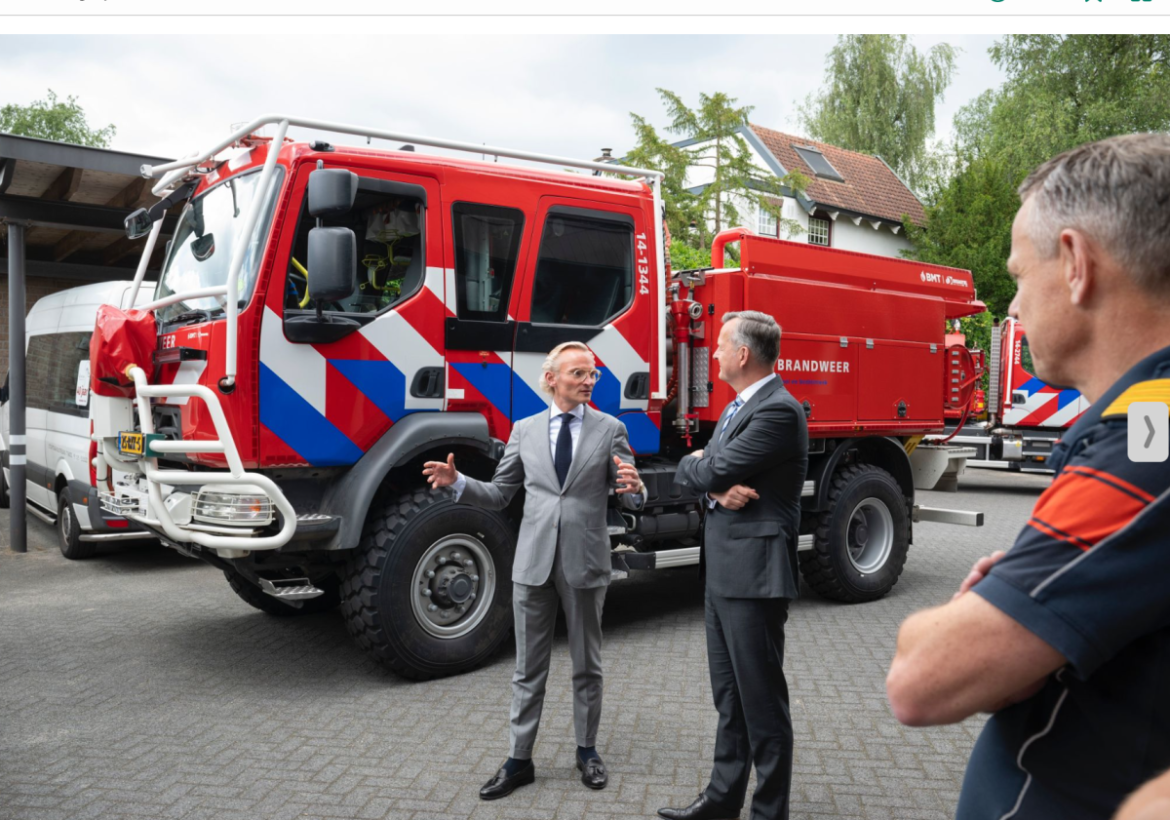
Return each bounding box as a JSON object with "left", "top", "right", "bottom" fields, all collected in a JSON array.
[
  {"left": 224, "top": 567, "right": 342, "bottom": 617},
  {"left": 341, "top": 488, "right": 515, "bottom": 680},
  {"left": 799, "top": 463, "right": 910, "bottom": 603},
  {"left": 58, "top": 488, "right": 96, "bottom": 560}
]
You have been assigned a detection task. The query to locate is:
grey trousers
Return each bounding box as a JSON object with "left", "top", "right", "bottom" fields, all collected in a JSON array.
[{"left": 508, "top": 547, "right": 607, "bottom": 759}]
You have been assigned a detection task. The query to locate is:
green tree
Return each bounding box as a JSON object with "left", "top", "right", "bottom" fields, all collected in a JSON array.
[
  {"left": 624, "top": 111, "right": 703, "bottom": 254},
  {"left": 908, "top": 35, "right": 1170, "bottom": 319},
  {"left": 0, "top": 89, "right": 116, "bottom": 148},
  {"left": 625, "top": 89, "right": 808, "bottom": 254},
  {"left": 800, "top": 35, "right": 957, "bottom": 192},
  {"left": 905, "top": 155, "right": 1019, "bottom": 316},
  {"left": 667, "top": 239, "right": 711, "bottom": 272}
]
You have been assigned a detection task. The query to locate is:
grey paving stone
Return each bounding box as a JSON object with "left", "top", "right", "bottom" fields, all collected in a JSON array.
[{"left": 0, "top": 468, "right": 1048, "bottom": 820}]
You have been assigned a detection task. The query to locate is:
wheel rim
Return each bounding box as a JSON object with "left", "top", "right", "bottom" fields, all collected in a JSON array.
[
  {"left": 845, "top": 497, "right": 893, "bottom": 574},
  {"left": 410, "top": 533, "right": 497, "bottom": 639},
  {"left": 60, "top": 504, "right": 73, "bottom": 543}
]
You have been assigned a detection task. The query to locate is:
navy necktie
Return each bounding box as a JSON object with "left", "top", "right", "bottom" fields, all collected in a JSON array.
[{"left": 555, "top": 412, "right": 575, "bottom": 487}]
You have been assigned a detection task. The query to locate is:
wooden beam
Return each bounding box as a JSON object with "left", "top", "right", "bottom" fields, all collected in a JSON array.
[
  {"left": 41, "top": 167, "right": 83, "bottom": 202},
  {"left": 51, "top": 229, "right": 92, "bottom": 262},
  {"left": 26, "top": 167, "right": 85, "bottom": 243},
  {"left": 51, "top": 177, "right": 154, "bottom": 263},
  {"left": 106, "top": 177, "right": 150, "bottom": 210},
  {"left": 99, "top": 235, "right": 143, "bottom": 266}
]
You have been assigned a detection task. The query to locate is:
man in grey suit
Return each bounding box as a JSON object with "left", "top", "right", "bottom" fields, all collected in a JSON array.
[
  {"left": 423, "top": 341, "right": 644, "bottom": 800},
  {"left": 659, "top": 310, "right": 809, "bottom": 820}
]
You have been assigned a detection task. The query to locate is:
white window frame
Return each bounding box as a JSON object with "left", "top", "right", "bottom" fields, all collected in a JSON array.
[
  {"left": 757, "top": 202, "right": 779, "bottom": 237},
  {"left": 807, "top": 214, "right": 831, "bottom": 247}
]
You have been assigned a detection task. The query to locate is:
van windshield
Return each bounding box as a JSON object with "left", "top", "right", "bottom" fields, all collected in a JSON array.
[{"left": 154, "top": 168, "right": 284, "bottom": 325}]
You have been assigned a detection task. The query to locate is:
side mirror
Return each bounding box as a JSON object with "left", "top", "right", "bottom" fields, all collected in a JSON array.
[
  {"left": 124, "top": 207, "right": 152, "bottom": 240},
  {"left": 190, "top": 233, "right": 216, "bottom": 262},
  {"left": 307, "top": 227, "right": 356, "bottom": 303},
  {"left": 307, "top": 169, "right": 358, "bottom": 218}
]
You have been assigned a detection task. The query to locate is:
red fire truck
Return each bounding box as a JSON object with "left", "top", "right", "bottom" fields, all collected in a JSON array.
[
  {"left": 942, "top": 317, "right": 1087, "bottom": 470},
  {"left": 89, "top": 116, "right": 984, "bottom": 679}
]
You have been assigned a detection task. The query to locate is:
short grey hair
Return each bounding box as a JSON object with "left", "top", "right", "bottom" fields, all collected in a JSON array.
[
  {"left": 721, "top": 310, "right": 781, "bottom": 368},
  {"left": 539, "top": 341, "right": 592, "bottom": 395},
  {"left": 1019, "top": 132, "right": 1170, "bottom": 297}
]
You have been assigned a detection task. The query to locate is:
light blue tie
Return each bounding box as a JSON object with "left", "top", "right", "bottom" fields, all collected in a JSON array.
[{"left": 719, "top": 396, "right": 743, "bottom": 441}]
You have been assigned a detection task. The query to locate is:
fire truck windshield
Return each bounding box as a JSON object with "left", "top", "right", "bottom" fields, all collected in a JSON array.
[{"left": 154, "top": 167, "right": 284, "bottom": 326}]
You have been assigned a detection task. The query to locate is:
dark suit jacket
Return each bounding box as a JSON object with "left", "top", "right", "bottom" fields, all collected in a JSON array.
[{"left": 674, "top": 377, "right": 809, "bottom": 599}]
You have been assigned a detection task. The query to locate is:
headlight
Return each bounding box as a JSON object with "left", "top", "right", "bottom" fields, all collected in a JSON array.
[{"left": 192, "top": 487, "right": 274, "bottom": 526}]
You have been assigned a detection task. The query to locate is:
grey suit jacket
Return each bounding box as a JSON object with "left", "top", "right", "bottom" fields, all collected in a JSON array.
[
  {"left": 675, "top": 378, "right": 809, "bottom": 599},
  {"left": 459, "top": 405, "right": 643, "bottom": 589}
]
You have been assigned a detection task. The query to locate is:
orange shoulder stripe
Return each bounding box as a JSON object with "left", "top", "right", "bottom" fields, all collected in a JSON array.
[{"left": 1027, "top": 468, "right": 1150, "bottom": 549}]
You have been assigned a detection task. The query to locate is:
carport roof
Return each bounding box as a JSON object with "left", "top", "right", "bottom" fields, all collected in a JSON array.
[{"left": 0, "top": 132, "right": 176, "bottom": 283}]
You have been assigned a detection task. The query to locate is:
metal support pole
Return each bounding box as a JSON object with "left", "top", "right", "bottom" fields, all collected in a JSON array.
[{"left": 7, "top": 220, "right": 27, "bottom": 553}]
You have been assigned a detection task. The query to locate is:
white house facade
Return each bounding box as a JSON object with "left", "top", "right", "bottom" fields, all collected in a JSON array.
[{"left": 675, "top": 124, "right": 925, "bottom": 260}]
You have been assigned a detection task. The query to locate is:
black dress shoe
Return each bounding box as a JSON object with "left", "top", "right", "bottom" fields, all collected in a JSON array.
[
  {"left": 576, "top": 754, "right": 608, "bottom": 790},
  {"left": 657, "top": 792, "right": 740, "bottom": 820},
  {"left": 479, "top": 760, "right": 535, "bottom": 800}
]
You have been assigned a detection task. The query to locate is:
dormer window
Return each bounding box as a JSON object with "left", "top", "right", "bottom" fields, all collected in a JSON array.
[{"left": 793, "top": 145, "right": 844, "bottom": 183}]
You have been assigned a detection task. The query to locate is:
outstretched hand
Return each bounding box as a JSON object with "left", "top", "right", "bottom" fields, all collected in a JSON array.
[
  {"left": 711, "top": 484, "right": 758, "bottom": 511},
  {"left": 423, "top": 453, "right": 458, "bottom": 489},
  {"left": 614, "top": 455, "right": 643, "bottom": 494}
]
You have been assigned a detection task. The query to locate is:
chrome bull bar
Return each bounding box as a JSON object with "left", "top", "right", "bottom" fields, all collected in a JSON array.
[{"left": 102, "top": 366, "right": 297, "bottom": 551}]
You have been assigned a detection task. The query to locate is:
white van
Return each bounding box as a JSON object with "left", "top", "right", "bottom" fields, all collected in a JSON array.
[{"left": 1, "top": 281, "right": 156, "bottom": 558}]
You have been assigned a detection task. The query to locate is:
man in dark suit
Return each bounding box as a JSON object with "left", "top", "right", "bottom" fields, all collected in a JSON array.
[{"left": 659, "top": 310, "right": 809, "bottom": 820}]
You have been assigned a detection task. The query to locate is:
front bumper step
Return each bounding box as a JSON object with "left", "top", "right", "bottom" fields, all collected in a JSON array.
[{"left": 258, "top": 577, "right": 324, "bottom": 601}]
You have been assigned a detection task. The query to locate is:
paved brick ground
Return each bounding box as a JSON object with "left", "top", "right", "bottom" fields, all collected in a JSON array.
[{"left": 0, "top": 467, "right": 1051, "bottom": 820}]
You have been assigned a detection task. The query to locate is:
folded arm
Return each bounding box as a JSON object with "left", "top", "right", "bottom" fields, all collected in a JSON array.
[
  {"left": 676, "top": 402, "right": 801, "bottom": 495},
  {"left": 885, "top": 591, "right": 1066, "bottom": 726}
]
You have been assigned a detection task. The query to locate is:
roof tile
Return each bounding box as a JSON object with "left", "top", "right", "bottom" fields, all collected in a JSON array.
[{"left": 749, "top": 124, "right": 925, "bottom": 227}]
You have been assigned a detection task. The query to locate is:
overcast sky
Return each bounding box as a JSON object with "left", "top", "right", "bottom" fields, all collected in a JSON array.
[{"left": 0, "top": 34, "right": 1004, "bottom": 164}]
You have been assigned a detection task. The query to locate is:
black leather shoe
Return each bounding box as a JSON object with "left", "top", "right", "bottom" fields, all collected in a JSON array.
[
  {"left": 479, "top": 760, "right": 535, "bottom": 800},
  {"left": 657, "top": 793, "right": 740, "bottom": 820},
  {"left": 576, "top": 754, "right": 608, "bottom": 790}
]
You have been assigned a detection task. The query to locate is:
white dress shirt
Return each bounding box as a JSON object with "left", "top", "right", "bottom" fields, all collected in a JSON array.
[
  {"left": 704, "top": 373, "right": 777, "bottom": 507},
  {"left": 451, "top": 403, "right": 605, "bottom": 501}
]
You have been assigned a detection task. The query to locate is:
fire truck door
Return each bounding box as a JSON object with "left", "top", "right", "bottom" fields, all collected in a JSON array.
[
  {"left": 442, "top": 202, "right": 530, "bottom": 441},
  {"left": 260, "top": 167, "right": 444, "bottom": 467},
  {"left": 510, "top": 198, "right": 659, "bottom": 454}
]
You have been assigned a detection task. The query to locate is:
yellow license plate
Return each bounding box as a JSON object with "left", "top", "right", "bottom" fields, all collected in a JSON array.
[{"left": 118, "top": 432, "right": 144, "bottom": 456}]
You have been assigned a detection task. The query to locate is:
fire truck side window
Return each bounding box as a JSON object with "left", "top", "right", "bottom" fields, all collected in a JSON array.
[
  {"left": 1020, "top": 336, "right": 1036, "bottom": 375},
  {"left": 452, "top": 203, "right": 524, "bottom": 322},
  {"left": 530, "top": 209, "right": 633, "bottom": 326},
  {"left": 284, "top": 180, "right": 425, "bottom": 316}
]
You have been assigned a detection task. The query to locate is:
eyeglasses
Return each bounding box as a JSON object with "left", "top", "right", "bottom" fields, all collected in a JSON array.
[{"left": 565, "top": 368, "right": 601, "bottom": 383}]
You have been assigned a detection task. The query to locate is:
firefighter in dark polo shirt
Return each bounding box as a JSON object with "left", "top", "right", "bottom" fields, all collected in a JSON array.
[{"left": 886, "top": 132, "right": 1170, "bottom": 820}]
